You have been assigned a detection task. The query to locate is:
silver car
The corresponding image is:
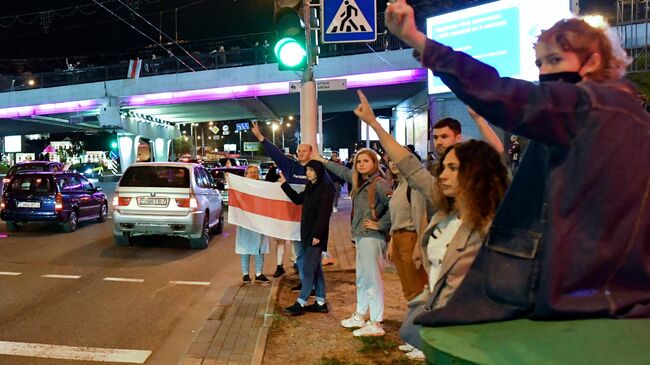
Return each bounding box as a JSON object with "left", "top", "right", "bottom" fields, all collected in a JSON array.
[{"left": 112, "top": 162, "right": 223, "bottom": 249}]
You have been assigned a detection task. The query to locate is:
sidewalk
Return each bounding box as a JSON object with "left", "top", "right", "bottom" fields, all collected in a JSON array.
[{"left": 180, "top": 194, "right": 356, "bottom": 365}]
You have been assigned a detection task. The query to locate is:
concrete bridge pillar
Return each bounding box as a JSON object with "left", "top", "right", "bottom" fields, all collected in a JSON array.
[
  {"left": 117, "top": 134, "right": 140, "bottom": 173},
  {"left": 152, "top": 138, "right": 171, "bottom": 162}
]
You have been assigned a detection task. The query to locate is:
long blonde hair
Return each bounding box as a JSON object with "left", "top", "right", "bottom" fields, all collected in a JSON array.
[{"left": 350, "top": 148, "right": 384, "bottom": 198}]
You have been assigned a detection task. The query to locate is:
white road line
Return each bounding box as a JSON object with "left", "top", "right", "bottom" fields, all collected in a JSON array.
[
  {"left": 103, "top": 277, "right": 145, "bottom": 283},
  {"left": 0, "top": 271, "right": 22, "bottom": 276},
  {"left": 0, "top": 340, "right": 151, "bottom": 363},
  {"left": 169, "top": 280, "right": 211, "bottom": 286},
  {"left": 41, "top": 274, "right": 81, "bottom": 280}
]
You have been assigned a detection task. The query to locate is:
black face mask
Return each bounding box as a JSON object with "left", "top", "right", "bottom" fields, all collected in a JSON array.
[{"left": 539, "top": 71, "right": 583, "bottom": 84}]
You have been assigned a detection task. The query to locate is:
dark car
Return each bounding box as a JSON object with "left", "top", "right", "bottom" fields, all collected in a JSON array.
[
  {"left": 0, "top": 172, "right": 108, "bottom": 232},
  {"left": 3, "top": 161, "right": 64, "bottom": 186},
  {"left": 209, "top": 166, "right": 247, "bottom": 205},
  {"left": 70, "top": 162, "right": 105, "bottom": 178},
  {"left": 218, "top": 158, "right": 241, "bottom": 167}
]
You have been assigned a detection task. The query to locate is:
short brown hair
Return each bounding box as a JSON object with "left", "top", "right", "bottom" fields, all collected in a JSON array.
[{"left": 433, "top": 118, "right": 461, "bottom": 135}]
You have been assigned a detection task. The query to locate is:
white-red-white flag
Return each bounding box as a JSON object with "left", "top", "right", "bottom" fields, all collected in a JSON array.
[
  {"left": 127, "top": 59, "right": 142, "bottom": 79},
  {"left": 226, "top": 173, "right": 303, "bottom": 241}
]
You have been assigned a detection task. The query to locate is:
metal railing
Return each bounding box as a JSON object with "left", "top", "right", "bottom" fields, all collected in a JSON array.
[{"left": 0, "top": 32, "right": 408, "bottom": 93}]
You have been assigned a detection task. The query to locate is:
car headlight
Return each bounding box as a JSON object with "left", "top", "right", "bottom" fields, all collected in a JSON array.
[{"left": 85, "top": 169, "right": 93, "bottom": 174}]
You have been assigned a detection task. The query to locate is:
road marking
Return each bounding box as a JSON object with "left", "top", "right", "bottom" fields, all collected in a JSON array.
[
  {"left": 0, "top": 340, "right": 151, "bottom": 363},
  {"left": 169, "top": 280, "right": 211, "bottom": 286},
  {"left": 0, "top": 271, "right": 22, "bottom": 276},
  {"left": 103, "top": 277, "right": 145, "bottom": 283},
  {"left": 41, "top": 274, "right": 81, "bottom": 280}
]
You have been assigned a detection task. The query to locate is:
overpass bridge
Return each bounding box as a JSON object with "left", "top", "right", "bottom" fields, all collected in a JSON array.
[{"left": 0, "top": 48, "right": 426, "bottom": 170}]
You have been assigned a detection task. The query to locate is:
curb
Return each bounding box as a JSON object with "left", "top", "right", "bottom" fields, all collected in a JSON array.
[{"left": 250, "top": 277, "right": 282, "bottom": 365}]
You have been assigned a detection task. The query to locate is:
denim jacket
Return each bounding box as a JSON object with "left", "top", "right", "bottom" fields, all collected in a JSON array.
[
  {"left": 416, "top": 38, "right": 650, "bottom": 324},
  {"left": 324, "top": 161, "right": 392, "bottom": 240}
]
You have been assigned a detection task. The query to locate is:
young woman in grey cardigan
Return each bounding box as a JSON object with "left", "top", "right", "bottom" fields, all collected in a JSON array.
[{"left": 314, "top": 148, "right": 392, "bottom": 337}]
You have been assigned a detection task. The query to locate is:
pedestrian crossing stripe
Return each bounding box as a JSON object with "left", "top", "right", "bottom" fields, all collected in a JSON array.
[{"left": 326, "top": 0, "right": 372, "bottom": 34}]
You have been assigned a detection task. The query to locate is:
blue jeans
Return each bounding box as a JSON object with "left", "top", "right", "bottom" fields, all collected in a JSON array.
[
  {"left": 240, "top": 254, "right": 264, "bottom": 275},
  {"left": 297, "top": 245, "right": 326, "bottom": 305},
  {"left": 293, "top": 240, "right": 304, "bottom": 283},
  {"left": 355, "top": 236, "right": 386, "bottom": 322}
]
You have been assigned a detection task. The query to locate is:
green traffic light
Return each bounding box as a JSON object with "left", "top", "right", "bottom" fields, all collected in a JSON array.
[{"left": 275, "top": 38, "right": 307, "bottom": 67}]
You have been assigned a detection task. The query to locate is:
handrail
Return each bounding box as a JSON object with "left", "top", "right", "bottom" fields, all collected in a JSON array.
[{"left": 0, "top": 33, "right": 408, "bottom": 93}]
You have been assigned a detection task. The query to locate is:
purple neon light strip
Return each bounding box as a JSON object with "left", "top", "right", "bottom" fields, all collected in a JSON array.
[
  {"left": 125, "top": 69, "right": 426, "bottom": 106},
  {"left": 0, "top": 69, "right": 426, "bottom": 116},
  {"left": 0, "top": 99, "right": 100, "bottom": 118}
]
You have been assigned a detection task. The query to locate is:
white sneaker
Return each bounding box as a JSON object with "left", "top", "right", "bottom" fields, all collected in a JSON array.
[
  {"left": 406, "top": 348, "right": 425, "bottom": 361},
  {"left": 340, "top": 313, "right": 366, "bottom": 328},
  {"left": 398, "top": 343, "right": 415, "bottom": 352},
  {"left": 352, "top": 323, "right": 385, "bottom": 337},
  {"left": 332, "top": 207, "right": 338, "bottom": 212}
]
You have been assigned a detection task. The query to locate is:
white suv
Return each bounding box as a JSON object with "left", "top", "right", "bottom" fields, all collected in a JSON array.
[{"left": 112, "top": 162, "right": 223, "bottom": 249}]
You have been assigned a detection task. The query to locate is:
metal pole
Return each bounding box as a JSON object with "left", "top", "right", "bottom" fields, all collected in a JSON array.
[
  {"left": 201, "top": 128, "right": 205, "bottom": 159},
  {"left": 272, "top": 126, "right": 276, "bottom": 146},
  {"left": 282, "top": 126, "right": 285, "bottom": 150},
  {"left": 239, "top": 131, "right": 243, "bottom": 153},
  {"left": 300, "top": 0, "right": 318, "bottom": 150},
  {"left": 192, "top": 124, "right": 197, "bottom": 158}
]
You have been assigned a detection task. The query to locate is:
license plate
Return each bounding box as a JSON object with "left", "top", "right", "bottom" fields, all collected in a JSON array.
[
  {"left": 17, "top": 201, "right": 41, "bottom": 208},
  {"left": 137, "top": 197, "right": 169, "bottom": 206}
]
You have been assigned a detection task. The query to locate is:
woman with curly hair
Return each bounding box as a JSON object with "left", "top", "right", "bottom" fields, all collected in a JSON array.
[{"left": 354, "top": 90, "right": 509, "bottom": 357}]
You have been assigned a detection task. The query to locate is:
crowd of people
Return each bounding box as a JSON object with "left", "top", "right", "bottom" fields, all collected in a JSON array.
[{"left": 230, "top": 0, "right": 649, "bottom": 361}]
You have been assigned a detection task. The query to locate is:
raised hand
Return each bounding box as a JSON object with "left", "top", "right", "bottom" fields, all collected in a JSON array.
[
  {"left": 385, "top": 0, "right": 426, "bottom": 54},
  {"left": 353, "top": 90, "right": 379, "bottom": 127},
  {"left": 251, "top": 121, "right": 264, "bottom": 142}
]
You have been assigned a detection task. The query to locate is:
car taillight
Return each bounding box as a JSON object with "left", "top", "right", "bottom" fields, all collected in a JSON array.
[
  {"left": 55, "top": 193, "right": 63, "bottom": 211},
  {"left": 2, "top": 178, "right": 10, "bottom": 185},
  {"left": 0, "top": 198, "right": 5, "bottom": 210},
  {"left": 175, "top": 195, "right": 198, "bottom": 208},
  {"left": 113, "top": 196, "right": 131, "bottom": 207}
]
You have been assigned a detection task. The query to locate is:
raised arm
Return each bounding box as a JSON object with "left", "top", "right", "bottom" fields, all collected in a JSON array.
[
  {"left": 278, "top": 171, "right": 304, "bottom": 205},
  {"left": 467, "top": 106, "right": 505, "bottom": 154},
  {"left": 385, "top": 0, "right": 426, "bottom": 55},
  {"left": 386, "top": 0, "right": 586, "bottom": 146},
  {"left": 355, "top": 90, "right": 438, "bottom": 208},
  {"left": 253, "top": 121, "right": 302, "bottom": 176},
  {"left": 312, "top": 153, "right": 353, "bottom": 183}
]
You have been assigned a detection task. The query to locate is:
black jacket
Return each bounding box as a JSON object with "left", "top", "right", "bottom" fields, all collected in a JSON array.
[{"left": 281, "top": 160, "right": 335, "bottom": 250}]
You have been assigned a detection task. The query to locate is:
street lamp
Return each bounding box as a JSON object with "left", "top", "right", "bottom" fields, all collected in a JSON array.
[{"left": 272, "top": 123, "right": 278, "bottom": 146}]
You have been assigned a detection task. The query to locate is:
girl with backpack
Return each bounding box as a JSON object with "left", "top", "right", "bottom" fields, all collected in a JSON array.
[{"left": 313, "top": 148, "right": 392, "bottom": 337}]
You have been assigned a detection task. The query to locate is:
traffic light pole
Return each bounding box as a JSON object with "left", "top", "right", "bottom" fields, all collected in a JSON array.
[{"left": 299, "top": 0, "right": 318, "bottom": 152}]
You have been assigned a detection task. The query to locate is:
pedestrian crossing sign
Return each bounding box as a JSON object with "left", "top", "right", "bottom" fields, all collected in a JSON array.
[{"left": 322, "top": 0, "right": 376, "bottom": 43}]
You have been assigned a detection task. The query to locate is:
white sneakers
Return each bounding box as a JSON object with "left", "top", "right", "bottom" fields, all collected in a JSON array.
[
  {"left": 352, "top": 323, "right": 385, "bottom": 337},
  {"left": 332, "top": 206, "right": 338, "bottom": 212},
  {"left": 341, "top": 313, "right": 385, "bottom": 336},
  {"left": 406, "top": 348, "right": 425, "bottom": 360},
  {"left": 398, "top": 343, "right": 415, "bottom": 352},
  {"left": 340, "top": 313, "right": 366, "bottom": 328}
]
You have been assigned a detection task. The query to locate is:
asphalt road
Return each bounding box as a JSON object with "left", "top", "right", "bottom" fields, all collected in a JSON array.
[{"left": 0, "top": 182, "right": 240, "bottom": 365}]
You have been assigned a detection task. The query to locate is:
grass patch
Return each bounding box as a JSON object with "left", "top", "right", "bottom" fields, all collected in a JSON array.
[
  {"left": 317, "top": 357, "right": 362, "bottom": 365},
  {"left": 356, "top": 336, "right": 398, "bottom": 354}
]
